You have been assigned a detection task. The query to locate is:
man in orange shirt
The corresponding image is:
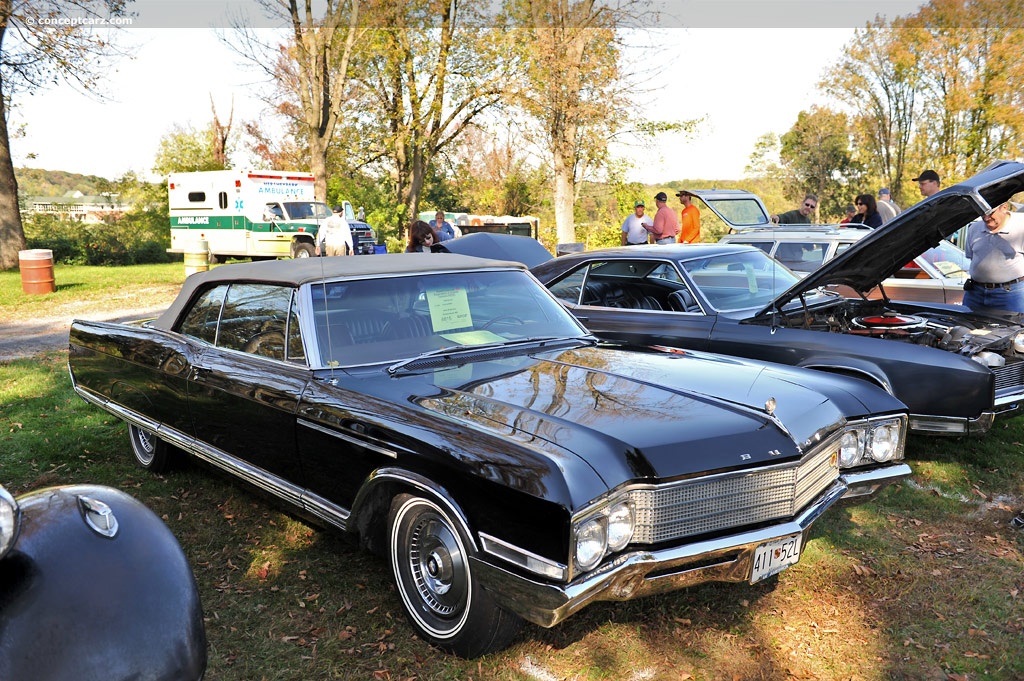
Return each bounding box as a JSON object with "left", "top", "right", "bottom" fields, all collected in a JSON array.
[{"left": 676, "top": 190, "right": 701, "bottom": 244}]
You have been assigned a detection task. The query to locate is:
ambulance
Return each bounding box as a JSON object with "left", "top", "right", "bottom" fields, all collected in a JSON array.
[{"left": 168, "top": 170, "right": 377, "bottom": 260}]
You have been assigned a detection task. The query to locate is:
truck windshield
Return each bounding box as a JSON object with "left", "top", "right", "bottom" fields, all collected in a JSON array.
[{"left": 284, "top": 202, "right": 331, "bottom": 220}]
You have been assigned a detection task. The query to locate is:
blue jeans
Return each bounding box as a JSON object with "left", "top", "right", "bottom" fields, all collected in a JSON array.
[{"left": 963, "top": 279, "right": 1024, "bottom": 313}]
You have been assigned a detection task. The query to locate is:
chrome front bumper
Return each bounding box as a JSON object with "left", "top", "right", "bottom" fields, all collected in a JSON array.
[{"left": 474, "top": 464, "right": 911, "bottom": 629}]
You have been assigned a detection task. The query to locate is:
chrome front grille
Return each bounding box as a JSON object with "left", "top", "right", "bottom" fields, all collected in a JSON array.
[
  {"left": 993, "top": 360, "right": 1024, "bottom": 393},
  {"left": 626, "top": 442, "right": 840, "bottom": 544}
]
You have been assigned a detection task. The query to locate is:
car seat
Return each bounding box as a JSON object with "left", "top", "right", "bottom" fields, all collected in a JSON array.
[{"left": 667, "top": 289, "right": 700, "bottom": 313}]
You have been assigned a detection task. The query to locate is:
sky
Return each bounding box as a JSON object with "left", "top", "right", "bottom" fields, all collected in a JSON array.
[{"left": 9, "top": 1, "right": 927, "bottom": 186}]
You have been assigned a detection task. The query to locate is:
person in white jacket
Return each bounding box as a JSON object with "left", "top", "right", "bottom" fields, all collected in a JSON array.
[{"left": 316, "top": 205, "right": 354, "bottom": 256}]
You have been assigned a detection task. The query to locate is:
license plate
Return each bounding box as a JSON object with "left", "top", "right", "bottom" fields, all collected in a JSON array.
[{"left": 750, "top": 533, "right": 802, "bottom": 583}]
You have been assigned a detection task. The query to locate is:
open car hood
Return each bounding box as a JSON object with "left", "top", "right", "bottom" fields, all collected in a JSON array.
[{"left": 730, "top": 161, "right": 1024, "bottom": 316}]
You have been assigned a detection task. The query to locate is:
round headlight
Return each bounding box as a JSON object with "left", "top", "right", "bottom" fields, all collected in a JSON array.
[
  {"left": 606, "top": 501, "right": 634, "bottom": 553},
  {"left": 839, "top": 429, "right": 863, "bottom": 467},
  {"left": 869, "top": 423, "right": 899, "bottom": 462},
  {"left": 575, "top": 517, "right": 607, "bottom": 572},
  {"left": 0, "top": 486, "right": 19, "bottom": 560}
]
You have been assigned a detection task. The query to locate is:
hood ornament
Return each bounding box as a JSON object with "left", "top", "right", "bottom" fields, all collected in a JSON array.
[{"left": 765, "top": 397, "right": 776, "bottom": 416}]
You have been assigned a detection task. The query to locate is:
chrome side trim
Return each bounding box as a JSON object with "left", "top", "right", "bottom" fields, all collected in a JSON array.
[
  {"left": 299, "top": 489, "right": 351, "bottom": 531},
  {"left": 298, "top": 418, "right": 397, "bottom": 459},
  {"left": 479, "top": 532, "right": 568, "bottom": 581},
  {"left": 908, "top": 411, "right": 993, "bottom": 436},
  {"left": 72, "top": 384, "right": 308, "bottom": 516},
  {"left": 471, "top": 480, "right": 850, "bottom": 629},
  {"left": 352, "top": 467, "right": 480, "bottom": 553}
]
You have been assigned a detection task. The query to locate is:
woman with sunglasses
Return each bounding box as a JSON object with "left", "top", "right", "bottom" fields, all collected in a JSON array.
[
  {"left": 850, "top": 194, "right": 883, "bottom": 228},
  {"left": 405, "top": 220, "right": 440, "bottom": 253}
]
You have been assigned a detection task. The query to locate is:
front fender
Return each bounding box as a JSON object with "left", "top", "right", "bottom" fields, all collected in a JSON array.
[
  {"left": 795, "top": 355, "right": 894, "bottom": 394},
  {"left": 0, "top": 485, "right": 206, "bottom": 681}
]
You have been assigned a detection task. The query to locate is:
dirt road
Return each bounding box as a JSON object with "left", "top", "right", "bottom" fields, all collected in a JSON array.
[{"left": 1, "top": 287, "right": 179, "bottom": 361}]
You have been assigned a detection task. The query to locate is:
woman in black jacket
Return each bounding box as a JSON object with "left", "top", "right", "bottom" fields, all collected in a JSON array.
[{"left": 850, "top": 194, "right": 883, "bottom": 228}]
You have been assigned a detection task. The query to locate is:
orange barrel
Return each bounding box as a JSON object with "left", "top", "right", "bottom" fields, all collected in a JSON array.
[
  {"left": 18, "top": 249, "right": 56, "bottom": 294},
  {"left": 184, "top": 240, "right": 210, "bottom": 277}
]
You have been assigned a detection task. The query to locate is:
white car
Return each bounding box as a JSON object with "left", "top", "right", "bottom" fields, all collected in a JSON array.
[{"left": 719, "top": 223, "right": 969, "bottom": 304}]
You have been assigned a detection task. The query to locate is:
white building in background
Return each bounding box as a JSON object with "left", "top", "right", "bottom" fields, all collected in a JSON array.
[{"left": 25, "top": 190, "right": 132, "bottom": 223}]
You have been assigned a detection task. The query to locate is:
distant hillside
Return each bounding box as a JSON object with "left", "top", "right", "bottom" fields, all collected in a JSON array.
[{"left": 15, "top": 167, "right": 112, "bottom": 197}]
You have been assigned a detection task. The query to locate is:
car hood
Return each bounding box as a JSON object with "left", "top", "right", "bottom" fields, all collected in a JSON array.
[
  {"left": 416, "top": 345, "right": 885, "bottom": 489},
  {"left": 434, "top": 232, "right": 554, "bottom": 268},
  {"left": 754, "top": 161, "right": 1024, "bottom": 316}
]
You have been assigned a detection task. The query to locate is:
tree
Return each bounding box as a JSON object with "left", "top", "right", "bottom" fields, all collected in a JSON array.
[
  {"left": 910, "top": 0, "right": 1024, "bottom": 179},
  {"left": 779, "top": 107, "right": 864, "bottom": 220},
  {"left": 349, "top": 0, "right": 513, "bottom": 226},
  {"left": 821, "top": 0, "right": 1024, "bottom": 199},
  {"left": 820, "top": 17, "right": 920, "bottom": 197},
  {"left": 0, "top": 0, "right": 133, "bottom": 270},
  {"left": 230, "top": 0, "right": 361, "bottom": 201},
  {"left": 447, "top": 123, "right": 547, "bottom": 217},
  {"left": 210, "top": 95, "right": 234, "bottom": 168},
  {"left": 511, "top": 0, "right": 625, "bottom": 246},
  {"left": 151, "top": 123, "right": 227, "bottom": 176}
]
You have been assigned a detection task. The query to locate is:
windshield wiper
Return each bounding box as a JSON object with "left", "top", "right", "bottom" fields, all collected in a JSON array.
[{"left": 386, "top": 336, "right": 590, "bottom": 375}]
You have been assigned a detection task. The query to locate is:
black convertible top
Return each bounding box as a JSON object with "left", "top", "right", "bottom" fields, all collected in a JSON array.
[{"left": 153, "top": 253, "right": 524, "bottom": 331}]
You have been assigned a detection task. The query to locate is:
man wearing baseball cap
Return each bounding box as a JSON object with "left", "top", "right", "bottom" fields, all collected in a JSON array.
[
  {"left": 876, "top": 188, "right": 899, "bottom": 223},
  {"left": 912, "top": 170, "right": 941, "bottom": 199},
  {"left": 621, "top": 199, "right": 654, "bottom": 245},
  {"left": 646, "top": 192, "right": 679, "bottom": 244},
  {"left": 676, "top": 190, "right": 701, "bottom": 244}
]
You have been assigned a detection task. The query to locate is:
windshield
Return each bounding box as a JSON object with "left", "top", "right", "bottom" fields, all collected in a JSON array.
[
  {"left": 284, "top": 201, "right": 332, "bottom": 220},
  {"left": 918, "top": 239, "right": 969, "bottom": 278},
  {"left": 705, "top": 197, "right": 770, "bottom": 227},
  {"left": 309, "top": 270, "right": 586, "bottom": 367},
  {"left": 680, "top": 250, "right": 801, "bottom": 311}
]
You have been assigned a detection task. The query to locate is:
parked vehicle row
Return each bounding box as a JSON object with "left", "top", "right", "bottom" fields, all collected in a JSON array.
[
  {"left": 528, "top": 161, "right": 1024, "bottom": 437},
  {"left": 60, "top": 160, "right": 1024, "bottom": 661}
]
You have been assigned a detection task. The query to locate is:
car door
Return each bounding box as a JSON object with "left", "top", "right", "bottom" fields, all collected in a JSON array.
[
  {"left": 547, "top": 258, "right": 718, "bottom": 351},
  {"left": 185, "top": 283, "right": 309, "bottom": 489}
]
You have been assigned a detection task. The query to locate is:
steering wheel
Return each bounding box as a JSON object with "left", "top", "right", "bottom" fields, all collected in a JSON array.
[
  {"left": 244, "top": 331, "right": 286, "bottom": 359},
  {"left": 482, "top": 315, "right": 525, "bottom": 330}
]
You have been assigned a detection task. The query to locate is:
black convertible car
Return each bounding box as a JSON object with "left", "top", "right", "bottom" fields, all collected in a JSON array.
[
  {"left": 68, "top": 254, "right": 908, "bottom": 657},
  {"left": 531, "top": 161, "right": 1024, "bottom": 437}
]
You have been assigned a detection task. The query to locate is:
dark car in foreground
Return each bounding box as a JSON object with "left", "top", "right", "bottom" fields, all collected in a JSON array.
[
  {"left": 531, "top": 162, "right": 1024, "bottom": 437},
  {"left": 68, "top": 254, "right": 908, "bottom": 657},
  {"left": 0, "top": 483, "right": 206, "bottom": 680}
]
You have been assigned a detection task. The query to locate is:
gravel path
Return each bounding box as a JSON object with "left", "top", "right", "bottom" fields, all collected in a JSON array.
[
  {"left": 1, "top": 286, "right": 180, "bottom": 361},
  {"left": 0, "top": 306, "right": 173, "bottom": 361}
]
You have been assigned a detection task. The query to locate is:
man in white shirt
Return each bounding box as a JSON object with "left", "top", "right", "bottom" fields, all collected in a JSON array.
[
  {"left": 621, "top": 200, "right": 653, "bottom": 245},
  {"left": 316, "top": 205, "right": 354, "bottom": 256}
]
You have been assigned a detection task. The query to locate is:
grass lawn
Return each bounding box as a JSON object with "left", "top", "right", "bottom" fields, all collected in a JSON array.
[{"left": 2, "top": 264, "right": 1024, "bottom": 680}]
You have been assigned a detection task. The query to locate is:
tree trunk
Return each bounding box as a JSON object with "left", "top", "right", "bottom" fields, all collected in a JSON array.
[
  {"left": 310, "top": 135, "right": 328, "bottom": 202},
  {"left": 0, "top": 74, "right": 26, "bottom": 270},
  {"left": 552, "top": 146, "right": 576, "bottom": 245}
]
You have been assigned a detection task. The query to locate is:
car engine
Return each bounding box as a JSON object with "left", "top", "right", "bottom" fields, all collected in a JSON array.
[{"left": 770, "top": 299, "right": 1024, "bottom": 361}]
